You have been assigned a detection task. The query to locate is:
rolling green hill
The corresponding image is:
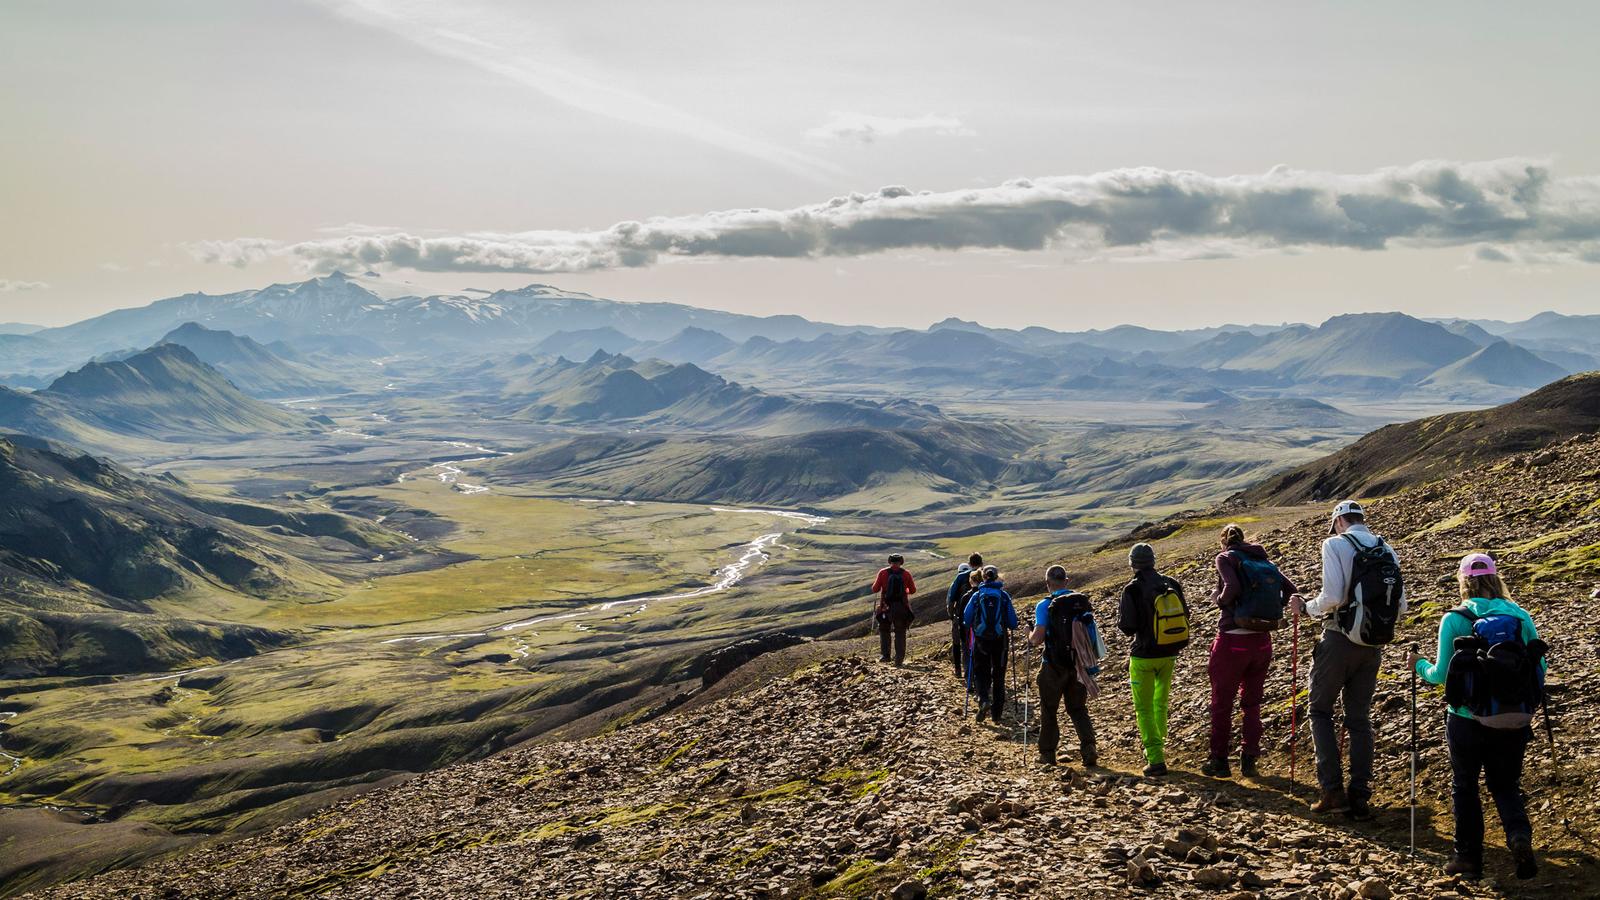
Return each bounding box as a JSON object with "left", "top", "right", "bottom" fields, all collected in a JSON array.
[
  {"left": 0, "top": 344, "right": 316, "bottom": 455},
  {"left": 0, "top": 436, "right": 410, "bottom": 676},
  {"left": 157, "top": 323, "right": 341, "bottom": 398}
]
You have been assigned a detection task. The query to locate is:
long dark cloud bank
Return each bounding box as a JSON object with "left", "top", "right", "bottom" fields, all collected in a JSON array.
[{"left": 189, "top": 159, "right": 1600, "bottom": 274}]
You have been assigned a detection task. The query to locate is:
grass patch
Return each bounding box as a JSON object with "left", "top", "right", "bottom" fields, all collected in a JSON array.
[{"left": 657, "top": 737, "right": 700, "bottom": 771}]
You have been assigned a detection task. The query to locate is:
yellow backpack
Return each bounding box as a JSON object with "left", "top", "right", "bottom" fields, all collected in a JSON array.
[{"left": 1152, "top": 583, "right": 1190, "bottom": 647}]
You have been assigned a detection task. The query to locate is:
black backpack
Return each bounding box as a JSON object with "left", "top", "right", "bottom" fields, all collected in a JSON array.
[
  {"left": 1336, "top": 534, "right": 1403, "bottom": 646},
  {"left": 1045, "top": 592, "right": 1091, "bottom": 668},
  {"left": 883, "top": 569, "right": 908, "bottom": 607},
  {"left": 1444, "top": 607, "right": 1548, "bottom": 729}
]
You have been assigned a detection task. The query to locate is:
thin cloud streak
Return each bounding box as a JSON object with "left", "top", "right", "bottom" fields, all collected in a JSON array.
[
  {"left": 318, "top": 0, "right": 839, "bottom": 181},
  {"left": 806, "top": 112, "right": 976, "bottom": 144},
  {"left": 0, "top": 280, "right": 49, "bottom": 292},
  {"left": 186, "top": 159, "right": 1600, "bottom": 274}
]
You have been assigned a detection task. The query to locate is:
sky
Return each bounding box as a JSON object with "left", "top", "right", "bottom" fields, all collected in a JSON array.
[{"left": 2, "top": 0, "right": 1598, "bottom": 330}]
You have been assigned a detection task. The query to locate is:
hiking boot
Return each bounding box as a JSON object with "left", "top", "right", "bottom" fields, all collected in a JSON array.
[
  {"left": 1037, "top": 754, "right": 1057, "bottom": 768},
  {"left": 990, "top": 710, "right": 1007, "bottom": 726},
  {"left": 1239, "top": 755, "right": 1259, "bottom": 778},
  {"left": 1142, "top": 762, "right": 1168, "bottom": 778},
  {"left": 1510, "top": 834, "right": 1538, "bottom": 880},
  {"left": 1200, "top": 757, "right": 1231, "bottom": 778},
  {"left": 1310, "top": 788, "right": 1348, "bottom": 814},
  {"left": 1444, "top": 855, "right": 1483, "bottom": 880},
  {"left": 974, "top": 704, "right": 988, "bottom": 723},
  {"left": 1345, "top": 795, "right": 1373, "bottom": 821},
  {"left": 877, "top": 655, "right": 891, "bottom": 663},
  {"left": 1080, "top": 748, "right": 1098, "bottom": 769}
]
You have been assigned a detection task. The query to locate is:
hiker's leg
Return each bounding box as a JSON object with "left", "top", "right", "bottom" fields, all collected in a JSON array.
[
  {"left": 1036, "top": 663, "right": 1063, "bottom": 763},
  {"left": 972, "top": 642, "right": 993, "bottom": 705},
  {"left": 1129, "top": 657, "right": 1161, "bottom": 764},
  {"left": 1152, "top": 656, "right": 1173, "bottom": 750},
  {"left": 989, "top": 639, "right": 1008, "bottom": 711},
  {"left": 950, "top": 619, "right": 963, "bottom": 676},
  {"left": 1447, "top": 714, "right": 1488, "bottom": 864},
  {"left": 1483, "top": 725, "right": 1533, "bottom": 844},
  {"left": 878, "top": 620, "right": 892, "bottom": 661},
  {"left": 1065, "top": 670, "right": 1097, "bottom": 761},
  {"left": 1308, "top": 634, "right": 1346, "bottom": 793},
  {"left": 1208, "top": 634, "right": 1244, "bottom": 760},
  {"left": 1238, "top": 633, "right": 1273, "bottom": 759},
  {"left": 1343, "top": 644, "right": 1380, "bottom": 802},
  {"left": 893, "top": 622, "right": 907, "bottom": 664}
]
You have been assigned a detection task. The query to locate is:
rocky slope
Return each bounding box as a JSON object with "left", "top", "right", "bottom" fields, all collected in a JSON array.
[{"left": 27, "top": 652, "right": 1464, "bottom": 900}]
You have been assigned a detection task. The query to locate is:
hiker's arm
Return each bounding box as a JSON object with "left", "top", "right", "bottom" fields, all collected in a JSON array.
[
  {"left": 870, "top": 569, "right": 886, "bottom": 594},
  {"left": 1213, "top": 555, "right": 1239, "bottom": 609},
  {"left": 1415, "top": 614, "right": 1462, "bottom": 685},
  {"left": 1117, "top": 584, "right": 1139, "bottom": 636},
  {"left": 903, "top": 572, "right": 916, "bottom": 595},
  {"left": 1028, "top": 625, "right": 1045, "bottom": 646},
  {"left": 1304, "top": 539, "right": 1343, "bottom": 618},
  {"left": 962, "top": 597, "right": 977, "bottom": 627},
  {"left": 1525, "top": 613, "right": 1548, "bottom": 674}
]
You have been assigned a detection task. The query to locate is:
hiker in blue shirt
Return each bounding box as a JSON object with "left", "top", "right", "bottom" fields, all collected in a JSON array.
[
  {"left": 1409, "top": 552, "right": 1545, "bottom": 882},
  {"left": 1026, "top": 564, "right": 1103, "bottom": 767},
  {"left": 963, "top": 565, "right": 1018, "bottom": 724}
]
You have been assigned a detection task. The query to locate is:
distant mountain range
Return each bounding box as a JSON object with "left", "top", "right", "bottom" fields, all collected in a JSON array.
[
  {"left": 0, "top": 343, "right": 317, "bottom": 456},
  {"left": 1, "top": 273, "right": 1593, "bottom": 404},
  {"left": 455, "top": 349, "right": 945, "bottom": 435}
]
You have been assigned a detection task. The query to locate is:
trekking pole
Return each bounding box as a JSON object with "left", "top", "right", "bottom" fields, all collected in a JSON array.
[
  {"left": 1409, "top": 642, "right": 1418, "bottom": 858},
  {"left": 1289, "top": 602, "right": 1301, "bottom": 788}
]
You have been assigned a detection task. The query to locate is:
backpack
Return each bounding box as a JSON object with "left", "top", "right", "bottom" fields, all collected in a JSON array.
[
  {"left": 1443, "top": 607, "right": 1548, "bottom": 729},
  {"left": 1045, "top": 592, "right": 1092, "bottom": 668},
  {"left": 947, "top": 571, "right": 972, "bottom": 621},
  {"left": 1149, "top": 578, "right": 1190, "bottom": 649},
  {"left": 1336, "top": 534, "right": 1403, "bottom": 646},
  {"left": 971, "top": 585, "right": 1008, "bottom": 639},
  {"left": 883, "top": 569, "right": 908, "bottom": 607},
  {"left": 1230, "top": 551, "right": 1288, "bottom": 628}
]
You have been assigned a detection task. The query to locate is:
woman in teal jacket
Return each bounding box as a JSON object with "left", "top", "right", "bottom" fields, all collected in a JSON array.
[{"left": 1410, "top": 553, "right": 1541, "bottom": 882}]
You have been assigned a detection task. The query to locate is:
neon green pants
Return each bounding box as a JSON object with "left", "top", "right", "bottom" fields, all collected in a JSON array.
[{"left": 1129, "top": 655, "right": 1176, "bottom": 765}]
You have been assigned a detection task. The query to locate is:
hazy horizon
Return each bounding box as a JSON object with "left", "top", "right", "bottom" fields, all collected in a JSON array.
[{"left": 5, "top": 1, "right": 1599, "bottom": 330}]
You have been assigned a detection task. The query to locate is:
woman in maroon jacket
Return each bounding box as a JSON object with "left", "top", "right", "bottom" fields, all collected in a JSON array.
[{"left": 1203, "top": 524, "right": 1297, "bottom": 778}]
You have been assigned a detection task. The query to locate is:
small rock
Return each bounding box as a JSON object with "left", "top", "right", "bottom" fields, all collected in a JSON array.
[
  {"left": 889, "top": 881, "right": 928, "bottom": 900},
  {"left": 1354, "top": 876, "right": 1392, "bottom": 900},
  {"left": 1193, "top": 866, "right": 1233, "bottom": 888}
]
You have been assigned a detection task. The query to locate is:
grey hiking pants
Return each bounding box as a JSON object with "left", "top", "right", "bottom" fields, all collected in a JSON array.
[{"left": 1308, "top": 629, "right": 1381, "bottom": 800}]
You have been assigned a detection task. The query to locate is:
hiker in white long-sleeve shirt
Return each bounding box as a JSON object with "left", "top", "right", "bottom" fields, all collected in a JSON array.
[{"left": 1291, "top": 500, "right": 1408, "bottom": 820}]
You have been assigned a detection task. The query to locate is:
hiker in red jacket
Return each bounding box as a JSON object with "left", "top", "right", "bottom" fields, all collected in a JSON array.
[
  {"left": 870, "top": 554, "right": 917, "bottom": 665},
  {"left": 1203, "top": 524, "right": 1297, "bottom": 779}
]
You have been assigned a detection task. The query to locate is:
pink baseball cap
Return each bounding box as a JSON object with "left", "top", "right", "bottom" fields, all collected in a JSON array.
[{"left": 1459, "top": 553, "right": 1497, "bottom": 577}]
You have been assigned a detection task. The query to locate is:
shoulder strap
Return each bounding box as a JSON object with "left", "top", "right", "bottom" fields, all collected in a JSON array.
[{"left": 1448, "top": 605, "right": 1479, "bottom": 624}]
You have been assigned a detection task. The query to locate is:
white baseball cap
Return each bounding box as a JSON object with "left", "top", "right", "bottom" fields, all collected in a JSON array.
[{"left": 1330, "top": 499, "right": 1364, "bottom": 534}]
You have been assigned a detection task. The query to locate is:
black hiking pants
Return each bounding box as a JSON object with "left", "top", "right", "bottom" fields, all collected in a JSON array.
[
  {"left": 1037, "top": 660, "right": 1095, "bottom": 764},
  {"left": 1447, "top": 714, "right": 1532, "bottom": 862},
  {"left": 971, "top": 635, "right": 1008, "bottom": 714},
  {"left": 877, "top": 602, "right": 911, "bottom": 664},
  {"left": 949, "top": 617, "right": 966, "bottom": 678}
]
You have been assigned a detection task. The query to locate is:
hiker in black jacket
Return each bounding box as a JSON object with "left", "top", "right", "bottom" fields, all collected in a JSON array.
[
  {"left": 1117, "top": 542, "right": 1190, "bottom": 777},
  {"left": 946, "top": 553, "right": 983, "bottom": 678}
]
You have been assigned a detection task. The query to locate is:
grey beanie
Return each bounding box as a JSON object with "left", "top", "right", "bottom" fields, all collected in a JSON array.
[{"left": 1129, "top": 542, "right": 1156, "bottom": 569}]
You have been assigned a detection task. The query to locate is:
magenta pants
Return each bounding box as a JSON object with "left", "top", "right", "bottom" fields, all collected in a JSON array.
[{"left": 1208, "top": 631, "right": 1273, "bottom": 759}]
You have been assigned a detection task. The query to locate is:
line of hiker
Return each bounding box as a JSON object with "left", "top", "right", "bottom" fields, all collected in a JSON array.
[{"left": 867, "top": 498, "right": 1551, "bottom": 882}]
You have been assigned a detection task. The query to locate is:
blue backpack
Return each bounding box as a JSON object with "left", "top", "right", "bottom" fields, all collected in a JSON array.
[
  {"left": 971, "top": 585, "right": 1008, "bottom": 639},
  {"left": 1444, "top": 607, "right": 1548, "bottom": 729},
  {"left": 1229, "top": 552, "right": 1287, "bottom": 626}
]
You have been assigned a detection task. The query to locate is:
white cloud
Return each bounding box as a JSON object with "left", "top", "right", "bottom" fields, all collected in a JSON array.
[
  {"left": 0, "top": 279, "right": 48, "bottom": 292},
  {"left": 186, "top": 158, "right": 1600, "bottom": 275},
  {"left": 806, "top": 112, "right": 975, "bottom": 144}
]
